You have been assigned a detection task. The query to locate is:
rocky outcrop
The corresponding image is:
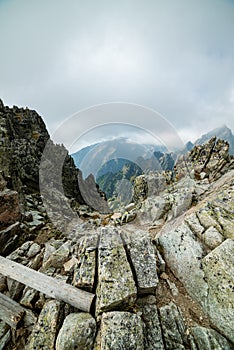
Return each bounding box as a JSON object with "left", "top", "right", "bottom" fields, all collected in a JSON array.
[
  {"left": 0, "top": 100, "right": 233, "bottom": 349},
  {"left": 195, "top": 124, "right": 234, "bottom": 155},
  {"left": 157, "top": 170, "right": 234, "bottom": 343},
  {"left": 25, "top": 300, "right": 61, "bottom": 350},
  {"left": 95, "top": 311, "right": 144, "bottom": 350},
  {"left": 56, "top": 313, "right": 96, "bottom": 350},
  {"left": 175, "top": 136, "right": 234, "bottom": 182},
  {"left": 96, "top": 227, "right": 137, "bottom": 315},
  {"left": 0, "top": 99, "right": 112, "bottom": 252}
]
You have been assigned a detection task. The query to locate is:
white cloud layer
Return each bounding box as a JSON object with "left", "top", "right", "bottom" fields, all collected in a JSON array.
[{"left": 0, "top": 0, "right": 234, "bottom": 144}]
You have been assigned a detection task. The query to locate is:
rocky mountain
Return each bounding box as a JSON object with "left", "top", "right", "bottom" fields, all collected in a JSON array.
[
  {"left": 195, "top": 125, "right": 234, "bottom": 155},
  {"left": 72, "top": 140, "right": 175, "bottom": 206},
  {"left": 0, "top": 100, "right": 234, "bottom": 349},
  {"left": 0, "top": 99, "right": 110, "bottom": 253},
  {"left": 72, "top": 139, "right": 167, "bottom": 167},
  {"left": 97, "top": 159, "right": 143, "bottom": 200}
]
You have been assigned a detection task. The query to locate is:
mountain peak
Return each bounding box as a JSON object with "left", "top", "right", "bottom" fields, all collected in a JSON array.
[{"left": 195, "top": 125, "right": 234, "bottom": 155}]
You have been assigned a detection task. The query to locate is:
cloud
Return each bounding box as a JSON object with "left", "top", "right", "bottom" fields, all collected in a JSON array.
[{"left": 0, "top": 0, "right": 234, "bottom": 143}]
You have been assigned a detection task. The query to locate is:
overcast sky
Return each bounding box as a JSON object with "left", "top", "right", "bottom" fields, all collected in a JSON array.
[{"left": 0, "top": 0, "right": 234, "bottom": 146}]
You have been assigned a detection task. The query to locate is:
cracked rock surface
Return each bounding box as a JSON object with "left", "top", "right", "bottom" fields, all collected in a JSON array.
[{"left": 0, "top": 101, "right": 233, "bottom": 349}]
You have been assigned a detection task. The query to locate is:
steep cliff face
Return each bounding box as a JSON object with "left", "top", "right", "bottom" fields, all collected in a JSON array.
[
  {"left": 0, "top": 99, "right": 111, "bottom": 254},
  {"left": 0, "top": 99, "right": 83, "bottom": 201}
]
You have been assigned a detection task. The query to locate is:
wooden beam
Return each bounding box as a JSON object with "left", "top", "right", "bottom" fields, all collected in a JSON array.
[
  {"left": 0, "top": 256, "right": 95, "bottom": 313},
  {"left": 0, "top": 292, "right": 25, "bottom": 329}
]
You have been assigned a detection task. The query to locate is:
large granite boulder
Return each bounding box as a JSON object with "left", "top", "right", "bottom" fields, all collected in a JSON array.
[{"left": 56, "top": 313, "right": 96, "bottom": 350}]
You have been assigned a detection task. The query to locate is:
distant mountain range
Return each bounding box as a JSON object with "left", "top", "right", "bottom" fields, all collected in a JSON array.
[
  {"left": 71, "top": 138, "right": 174, "bottom": 201},
  {"left": 71, "top": 125, "right": 234, "bottom": 203}
]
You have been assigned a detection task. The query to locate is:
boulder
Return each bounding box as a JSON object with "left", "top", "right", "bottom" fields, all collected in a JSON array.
[
  {"left": 122, "top": 229, "right": 158, "bottom": 294},
  {"left": 72, "top": 234, "right": 98, "bottom": 292},
  {"left": 159, "top": 302, "right": 188, "bottom": 350},
  {"left": 56, "top": 313, "right": 96, "bottom": 350},
  {"left": 202, "top": 239, "right": 234, "bottom": 343},
  {"left": 96, "top": 311, "right": 144, "bottom": 349},
  {"left": 191, "top": 326, "right": 233, "bottom": 350},
  {"left": 96, "top": 227, "right": 137, "bottom": 315},
  {"left": 137, "top": 298, "right": 164, "bottom": 350},
  {"left": 25, "top": 300, "right": 61, "bottom": 350}
]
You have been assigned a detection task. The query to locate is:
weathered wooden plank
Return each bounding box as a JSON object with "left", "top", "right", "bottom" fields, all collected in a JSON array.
[
  {"left": 0, "top": 292, "right": 25, "bottom": 329},
  {"left": 0, "top": 256, "right": 95, "bottom": 313}
]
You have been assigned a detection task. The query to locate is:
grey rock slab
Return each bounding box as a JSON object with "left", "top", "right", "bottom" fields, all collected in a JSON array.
[
  {"left": 203, "top": 226, "right": 224, "bottom": 249},
  {"left": 185, "top": 213, "right": 204, "bottom": 240},
  {"left": 146, "top": 173, "right": 167, "bottom": 197},
  {"left": 202, "top": 239, "right": 234, "bottom": 343},
  {"left": 20, "top": 286, "right": 39, "bottom": 308},
  {"left": 25, "top": 300, "right": 61, "bottom": 350},
  {"left": 137, "top": 299, "right": 164, "bottom": 350},
  {"left": 56, "top": 313, "right": 96, "bottom": 350},
  {"left": 0, "top": 222, "right": 20, "bottom": 255},
  {"left": 196, "top": 207, "right": 222, "bottom": 232},
  {"left": 122, "top": 229, "right": 158, "bottom": 294},
  {"left": 191, "top": 326, "right": 233, "bottom": 350},
  {"left": 96, "top": 227, "right": 137, "bottom": 315},
  {"left": 98, "top": 311, "right": 144, "bottom": 350},
  {"left": 139, "top": 196, "right": 170, "bottom": 224},
  {"left": 43, "top": 241, "right": 71, "bottom": 269},
  {"left": 159, "top": 302, "right": 188, "bottom": 350},
  {"left": 72, "top": 234, "right": 98, "bottom": 292},
  {"left": 213, "top": 206, "right": 234, "bottom": 239},
  {"left": 171, "top": 188, "right": 193, "bottom": 219},
  {"left": 158, "top": 221, "right": 208, "bottom": 308},
  {"left": 27, "top": 242, "right": 41, "bottom": 258}
]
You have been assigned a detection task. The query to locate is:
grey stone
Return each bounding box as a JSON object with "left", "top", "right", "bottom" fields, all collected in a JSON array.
[
  {"left": 191, "top": 326, "right": 233, "bottom": 350},
  {"left": 25, "top": 300, "right": 60, "bottom": 350},
  {"left": 203, "top": 226, "right": 224, "bottom": 249},
  {"left": 72, "top": 234, "right": 98, "bottom": 292},
  {"left": 56, "top": 313, "right": 96, "bottom": 350},
  {"left": 122, "top": 229, "right": 158, "bottom": 294},
  {"left": 133, "top": 175, "right": 148, "bottom": 203},
  {"left": 171, "top": 188, "right": 193, "bottom": 218},
  {"left": 137, "top": 300, "right": 164, "bottom": 350},
  {"left": 0, "top": 222, "right": 20, "bottom": 255},
  {"left": 20, "top": 286, "right": 39, "bottom": 308},
  {"left": 147, "top": 173, "right": 167, "bottom": 197},
  {"left": 43, "top": 241, "right": 71, "bottom": 268},
  {"left": 213, "top": 206, "right": 234, "bottom": 239},
  {"left": 196, "top": 208, "right": 222, "bottom": 231},
  {"left": 27, "top": 210, "right": 45, "bottom": 231},
  {"left": 27, "top": 242, "right": 41, "bottom": 258},
  {"left": 185, "top": 213, "right": 204, "bottom": 240},
  {"left": 125, "top": 202, "right": 135, "bottom": 211},
  {"left": 202, "top": 239, "right": 234, "bottom": 343},
  {"left": 139, "top": 196, "right": 170, "bottom": 224},
  {"left": 158, "top": 222, "right": 208, "bottom": 307},
  {"left": 159, "top": 302, "right": 188, "bottom": 350},
  {"left": 98, "top": 311, "right": 144, "bottom": 350},
  {"left": 96, "top": 227, "right": 137, "bottom": 315}
]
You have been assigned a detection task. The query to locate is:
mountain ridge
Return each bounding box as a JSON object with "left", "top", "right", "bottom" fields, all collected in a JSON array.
[{"left": 0, "top": 99, "right": 233, "bottom": 349}]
